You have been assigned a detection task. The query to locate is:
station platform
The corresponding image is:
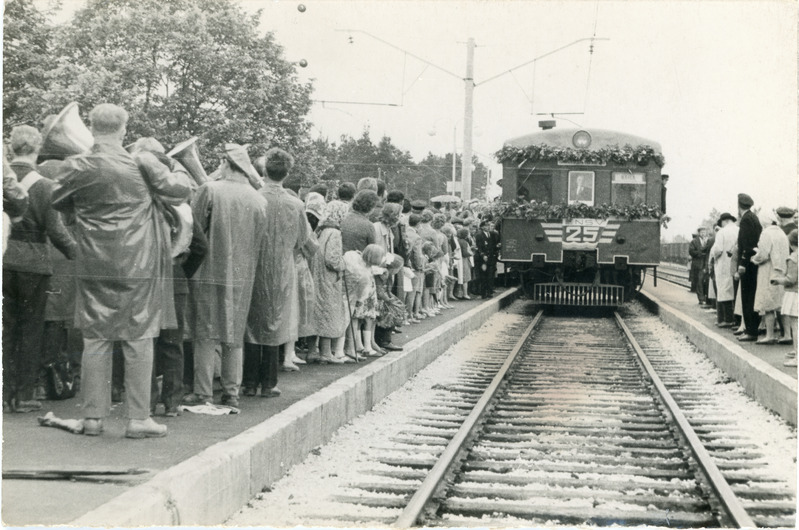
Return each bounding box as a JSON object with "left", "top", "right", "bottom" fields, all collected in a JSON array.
[
  {"left": 639, "top": 277, "right": 797, "bottom": 426},
  {"left": 1, "top": 288, "right": 517, "bottom": 527}
]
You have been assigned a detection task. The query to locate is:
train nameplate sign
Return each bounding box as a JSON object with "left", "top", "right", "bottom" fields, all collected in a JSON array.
[{"left": 541, "top": 219, "right": 620, "bottom": 249}]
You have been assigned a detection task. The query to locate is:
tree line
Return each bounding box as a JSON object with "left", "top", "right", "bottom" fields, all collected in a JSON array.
[{"left": 4, "top": 0, "right": 488, "bottom": 200}]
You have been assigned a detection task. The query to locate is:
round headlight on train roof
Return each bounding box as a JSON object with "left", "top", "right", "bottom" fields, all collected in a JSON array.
[{"left": 572, "top": 130, "right": 592, "bottom": 149}]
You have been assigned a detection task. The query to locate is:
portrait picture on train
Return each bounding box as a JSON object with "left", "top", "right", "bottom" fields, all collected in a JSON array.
[{"left": 568, "top": 171, "right": 595, "bottom": 205}]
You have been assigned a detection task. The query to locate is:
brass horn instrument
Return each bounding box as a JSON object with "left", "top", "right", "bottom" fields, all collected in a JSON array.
[
  {"left": 40, "top": 102, "right": 94, "bottom": 160},
  {"left": 167, "top": 137, "right": 209, "bottom": 186}
]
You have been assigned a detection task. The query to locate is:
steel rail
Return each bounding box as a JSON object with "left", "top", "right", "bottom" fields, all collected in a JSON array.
[
  {"left": 614, "top": 312, "right": 756, "bottom": 528},
  {"left": 393, "top": 309, "right": 545, "bottom": 528}
]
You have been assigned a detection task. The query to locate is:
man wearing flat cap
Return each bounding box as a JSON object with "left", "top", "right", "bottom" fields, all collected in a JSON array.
[
  {"left": 710, "top": 213, "right": 739, "bottom": 327},
  {"left": 776, "top": 207, "right": 797, "bottom": 236},
  {"left": 411, "top": 199, "right": 427, "bottom": 212},
  {"left": 736, "top": 193, "right": 762, "bottom": 341}
]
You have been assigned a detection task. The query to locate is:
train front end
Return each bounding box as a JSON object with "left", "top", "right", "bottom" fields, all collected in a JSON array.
[{"left": 495, "top": 127, "right": 667, "bottom": 307}]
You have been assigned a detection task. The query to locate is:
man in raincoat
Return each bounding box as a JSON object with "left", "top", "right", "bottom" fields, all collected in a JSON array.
[
  {"left": 244, "top": 148, "right": 312, "bottom": 398},
  {"left": 183, "top": 144, "right": 268, "bottom": 408},
  {"left": 52, "top": 104, "right": 192, "bottom": 438},
  {"left": 710, "top": 213, "right": 739, "bottom": 327}
]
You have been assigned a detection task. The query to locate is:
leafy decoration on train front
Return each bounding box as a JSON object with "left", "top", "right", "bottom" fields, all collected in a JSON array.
[
  {"left": 494, "top": 143, "right": 666, "bottom": 167},
  {"left": 483, "top": 200, "right": 670, "bottom": 227}
]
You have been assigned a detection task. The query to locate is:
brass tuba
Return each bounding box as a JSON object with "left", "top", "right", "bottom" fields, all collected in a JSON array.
[
  {"left": 40, "top": 102, "right": 94, "bottom": 159},
  {"left": 167, "top": 137, "right": 209, "bottom": 186}
]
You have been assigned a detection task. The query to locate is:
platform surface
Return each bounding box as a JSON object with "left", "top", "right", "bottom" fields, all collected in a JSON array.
[
  {"left": 1, "top": 293, "right": 500, "bottom": 526},
  {"left": 642, "top": 278, "right": 797, "bottom": 380}
]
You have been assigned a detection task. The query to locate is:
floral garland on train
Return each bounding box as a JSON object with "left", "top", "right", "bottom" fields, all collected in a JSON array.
[
  {"left": 494, "top": 143, "right": 666, "bottom": 167},
  {"left": 483, "top": 200, "right": 670, "bottom": 227}
]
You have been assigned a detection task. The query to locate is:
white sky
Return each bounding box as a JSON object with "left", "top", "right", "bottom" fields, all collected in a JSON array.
[{"left": 40, "top": 0, "right": 799, "bottom": 239}]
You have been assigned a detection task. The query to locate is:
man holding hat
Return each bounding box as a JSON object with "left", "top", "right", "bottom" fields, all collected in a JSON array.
[
  {"left": 184, "top": 144, "right": 268, "bottom": 408},
  {"left": 710, "top": 213, "right": 739, "bottom": 327},
  {"left": 736, "top": 193, "right": 762, "bottom": 342}
]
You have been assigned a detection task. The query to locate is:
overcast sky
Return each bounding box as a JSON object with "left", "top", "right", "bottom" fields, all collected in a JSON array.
[{"left": 43, "top": 1, "right": 798, "bottom": 239}]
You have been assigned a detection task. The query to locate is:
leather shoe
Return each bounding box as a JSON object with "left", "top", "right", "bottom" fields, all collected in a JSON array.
[
  {"left": 732, "top": 329, "right": 745, "bottom": 336},
  {"left": 261, "top": 387, "right": 281, "bottom": 398},
  {"left": 182, "top": 393, "right": 212, "bottom": 405},
  {"left": 382, "top": 344, "right": 403, "bottom": 352},
  {"left": 125, "top": 417, "right": 167, "bottom": 439},
  {"left": 83, "top": 418, "right": 103, "bottom": 436},
  {"left": 220, "top": 394, "right": 239, "bottom": 407},
  {"left": 737, "top": 334, "right": 757, "bottom": 342}
]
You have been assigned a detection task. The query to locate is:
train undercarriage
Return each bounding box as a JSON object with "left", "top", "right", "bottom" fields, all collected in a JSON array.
[{"left": 510, "top": 250, "right": 647, "bottom": 306}]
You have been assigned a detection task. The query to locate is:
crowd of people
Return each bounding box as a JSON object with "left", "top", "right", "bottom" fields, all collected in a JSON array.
[
  {"left": 688, "top": 193, "right": 797, "bottom": 366},
  {"left": 1, "top": 103, "right": 503, "bottom": 439}
]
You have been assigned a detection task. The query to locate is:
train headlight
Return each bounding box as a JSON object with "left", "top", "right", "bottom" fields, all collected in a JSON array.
[
  {"left": 616, "top": 236, "right": 626, "bottom": 244},
  {"left": 572, "top": 130, "right": 592, "bottom": 149}
]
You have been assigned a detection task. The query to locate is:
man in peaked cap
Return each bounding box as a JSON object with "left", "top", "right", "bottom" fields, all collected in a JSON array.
[
  {"left": 411, "top": 199, "right": 427, "bottom": 212},
  {"left": 776, "top": 206, "right": 797, "bottom": 236},
  {"left": 735, "top": 193, "right": 762, "bottom": 341}
]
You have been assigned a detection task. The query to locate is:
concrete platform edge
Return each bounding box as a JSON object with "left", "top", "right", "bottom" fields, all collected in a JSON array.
[
  {"left": 70, "top": 288, "right": 519, "bottom": 527},
  {"left": 637, "top": 289, "right": 797, "bottom": 426}
]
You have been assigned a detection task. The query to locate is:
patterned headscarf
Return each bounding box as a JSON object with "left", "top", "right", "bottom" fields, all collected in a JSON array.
[{"left": 322, "top": 199, "right": 349, "bottom": 228}]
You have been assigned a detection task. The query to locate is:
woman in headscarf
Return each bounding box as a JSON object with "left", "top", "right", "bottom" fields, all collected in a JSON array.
[
  {"left": 309, "top": 199, "right": 348, "bottom": 364},
  {"left": 751, "top": 209, "right": 790, "bottom": 344}
]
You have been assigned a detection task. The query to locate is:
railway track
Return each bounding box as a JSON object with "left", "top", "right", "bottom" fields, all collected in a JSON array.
[
  {"left": 656, "top": 263, "right": 692, "bottom": 289},
  {"left": 341, "top": 310, "right": 793, "bottom": 527},
  {"left": 231, "top": 301, "right": 796, "bottom": 528}
]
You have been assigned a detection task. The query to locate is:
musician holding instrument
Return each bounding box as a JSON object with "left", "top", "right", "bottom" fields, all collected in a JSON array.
[{"left": 52, "top": 103, "right": 192, "bottom": 439}]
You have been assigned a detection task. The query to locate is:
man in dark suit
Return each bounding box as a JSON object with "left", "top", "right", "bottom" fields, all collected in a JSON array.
[
  {"left": 689, "top": 227, "right": 709, "bottom": 305},
  {"left": 736, "top": 193, "right": 762, "bottom": 342},
  {"left": 474, "top": 220, "right": 501, "bottom": 298},
  {"left": 571, "top": 174, "right": 593, "bottom": 202}
]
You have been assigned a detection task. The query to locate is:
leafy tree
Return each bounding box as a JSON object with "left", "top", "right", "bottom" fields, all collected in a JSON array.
[
  {"left": 6, "top": 0, "right": 316, "bottom": 172},
  {"left": 3, "top": 0, "right": 59, "bottom": 129}
]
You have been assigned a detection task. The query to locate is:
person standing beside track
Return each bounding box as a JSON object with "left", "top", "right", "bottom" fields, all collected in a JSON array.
[
  {"left": 4, "top": 126, "right": 76, "bottom": 413},
  {"left": 181, "top": 144, "right": 264, "bottom": 409},
  {"left": 710, "top": 213, "right": 739, "bottom": 328},
  {"left": 689, "top": 227, "right": 710, "bottom": 306},
  {"left": 751, "top": 210, "right": 789, "bottom": 345},
  {"left": 52, "top": 104, "right": 191, "bottom": 438},
  {"left": 736, "top": 193, "right": 763, "bottom": 342},
  {"left": 475, "top": 219, "right": 501, "bottom": 299},
  {"left": 244, "top": 148, "right": 312, "bottom": 398}
]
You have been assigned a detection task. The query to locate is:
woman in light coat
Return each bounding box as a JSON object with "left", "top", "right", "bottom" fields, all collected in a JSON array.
[
  {"left": 752, "top": 210, "right": 790, "bottom": 344},
  {"left": 310, "top": 200, "right": 348, "bottom": 364}
]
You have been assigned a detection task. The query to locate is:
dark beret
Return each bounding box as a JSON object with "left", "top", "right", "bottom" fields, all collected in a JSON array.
[
  {"left": 776, "top": 206, "right": 796, "bottom": 219},
  {"left": 718, "top": 212, "right": 737, "bottom": 224},
  {"left": 737, "top": 193, "right": 754, "bottom": 208}
]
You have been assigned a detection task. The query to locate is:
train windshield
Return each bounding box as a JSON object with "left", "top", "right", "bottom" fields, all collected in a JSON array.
[{"left": 611, "top": 172, "right": 647, "bottom": 207}]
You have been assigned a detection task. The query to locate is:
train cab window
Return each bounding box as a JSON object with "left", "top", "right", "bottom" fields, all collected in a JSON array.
[
  {"left": 568, "top": 171, "right": 595, "bottom": 205},
  {"left": 611, "top": 172, "right": 647, "bottom": 206},
  {"left": 518, "top": 171, "right": 552, "bottom": 203}
]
